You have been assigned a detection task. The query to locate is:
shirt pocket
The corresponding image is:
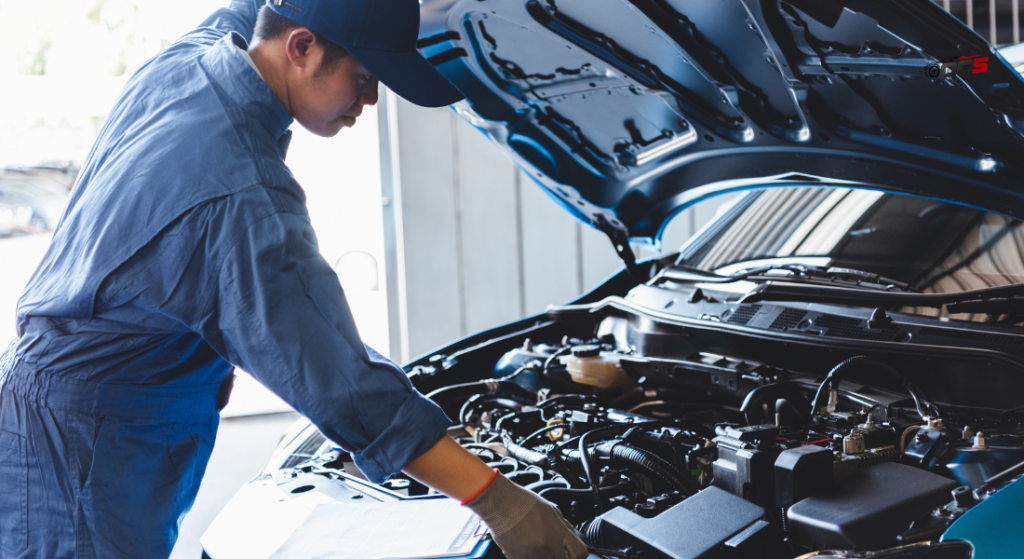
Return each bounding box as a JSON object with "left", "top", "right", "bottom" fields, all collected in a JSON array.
[{"left": 0, "top": 430, "right": 27, "bottom": 555}]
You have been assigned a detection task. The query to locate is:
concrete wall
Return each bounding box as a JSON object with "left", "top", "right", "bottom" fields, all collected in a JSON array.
[{"left": 379, "top": 94, "right": 724, "bottom": 362}]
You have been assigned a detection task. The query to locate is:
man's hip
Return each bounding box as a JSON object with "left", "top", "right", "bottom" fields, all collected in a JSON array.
[{"left": 0, "top": 349, "right": 219, "bottom": 559}]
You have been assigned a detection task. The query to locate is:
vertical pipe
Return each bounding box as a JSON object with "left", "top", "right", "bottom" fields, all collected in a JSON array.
[
  {"left": 967, "top": 0, "right": 974, "bottom": 30},
  {"left": 380, "top": 89, "right": 411, "bottom": 363},
  {"left": 943, "top": 0, "right": 951, "bottom": 11},
  {"left": 990, "top": 0, "right": 998, "bottom": 44},
  {"left": 513, "top": 170, "right": 526, "bottom": 318},
  {"left": 450, "top": 113, "right": 468, "bottom": 337},
  {"left": 1014, "top": 0, "right": 1020, "bottom": 44}
]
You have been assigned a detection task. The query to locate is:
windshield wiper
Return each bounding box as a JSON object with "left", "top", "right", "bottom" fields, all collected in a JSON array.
[
  {"left": 946, "top": 294, "right": 1024, "bottom": 314},
  {"left": 663, "top": 264, "right": 916, "bottom": 292},
  {"left": 739, "top": 281, "right": 1024, "bottom": 309}
]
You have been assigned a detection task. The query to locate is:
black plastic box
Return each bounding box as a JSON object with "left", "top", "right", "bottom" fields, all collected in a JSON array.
[
  {"left": 787, "top": 462, "right": 958, "bottom": 550},
  {"left": 595, "top": 486, "right": 773, "bottom": 559}
]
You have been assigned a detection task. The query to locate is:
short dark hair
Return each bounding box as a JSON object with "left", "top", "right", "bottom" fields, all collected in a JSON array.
[{"left": 253, "top": 6, "right": 350, "bottom": 77}]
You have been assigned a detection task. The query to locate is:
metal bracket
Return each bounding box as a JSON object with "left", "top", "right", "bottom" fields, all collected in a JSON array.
[{"left": 594, "top": 215, "right": 649, "bottom": 282}]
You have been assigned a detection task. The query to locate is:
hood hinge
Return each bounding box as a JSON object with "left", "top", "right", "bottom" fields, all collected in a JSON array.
[{"left": 594, "top": 215, "right": 652, "bottom": 282}]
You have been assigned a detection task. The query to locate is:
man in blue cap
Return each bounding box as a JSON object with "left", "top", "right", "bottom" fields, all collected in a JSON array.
[{"left": 0, "top": 1, "right": 588, "bottom": 558}]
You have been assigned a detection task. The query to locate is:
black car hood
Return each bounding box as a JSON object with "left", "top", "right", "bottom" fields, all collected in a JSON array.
[{"left": 417, "top": 0, "right": 1024, "bottom": 245}]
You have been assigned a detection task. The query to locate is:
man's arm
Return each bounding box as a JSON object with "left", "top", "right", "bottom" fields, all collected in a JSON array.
[
  {"left": 197, "top": 210, "right": 587, "bottom": 559},
  {"left": 198, "top": 210, "right": 451, "bottom": 483},
  {"left": 195, "top": 0, "right": 265, "bottom": 44},
  {"left": 402, "top": 435, "right": 495, "bottom": 500}
]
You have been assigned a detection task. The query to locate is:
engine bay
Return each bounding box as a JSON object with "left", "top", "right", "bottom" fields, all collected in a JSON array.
[
  {"left": 206, "top": 258, "right": 1024, "bottom": 559},
  {"left": 252, "top": 301, "right": 1024, "bottom": 559}
]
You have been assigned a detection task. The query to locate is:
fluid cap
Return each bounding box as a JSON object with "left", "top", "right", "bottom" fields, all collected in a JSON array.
[{"left": 571, "top": 345, "right": 602, "bottom": 358}]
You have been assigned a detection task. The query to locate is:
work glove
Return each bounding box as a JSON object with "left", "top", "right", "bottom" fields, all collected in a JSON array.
[{"left": 464, "top": 473, "right": 589, "bottom": 559}]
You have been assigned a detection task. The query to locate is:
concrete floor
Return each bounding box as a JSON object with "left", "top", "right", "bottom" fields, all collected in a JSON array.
[{"left": 170, "top": 411, "right": 302, "bottom": 559}]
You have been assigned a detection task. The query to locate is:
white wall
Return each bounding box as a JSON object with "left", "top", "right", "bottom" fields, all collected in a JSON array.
[{"left": 379, "top": 94, "right": 725, "bottom": 362}]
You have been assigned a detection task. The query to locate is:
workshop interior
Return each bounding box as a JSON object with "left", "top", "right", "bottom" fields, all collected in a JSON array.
[{"left": 3, "top": 1, "right": 1024, "bottom": 559}]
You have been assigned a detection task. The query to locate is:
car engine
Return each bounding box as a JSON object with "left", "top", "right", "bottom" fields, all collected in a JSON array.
[{"left": 263, "top": 318, "right": 1024, "bottom": 559}]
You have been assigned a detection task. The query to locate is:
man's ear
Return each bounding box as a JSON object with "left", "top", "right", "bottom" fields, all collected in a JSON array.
[{"left": 284, "top": 27, "right": 320, "bottom": 74}]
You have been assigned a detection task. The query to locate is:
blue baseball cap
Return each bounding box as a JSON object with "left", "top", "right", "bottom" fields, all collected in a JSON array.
[{"left": 266, "top": 0, "right": 464, "bottom": 108}]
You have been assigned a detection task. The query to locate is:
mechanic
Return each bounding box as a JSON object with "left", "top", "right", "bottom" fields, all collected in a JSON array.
[{"left": 0, "top": 1, "right": 587, "bottom": 558}]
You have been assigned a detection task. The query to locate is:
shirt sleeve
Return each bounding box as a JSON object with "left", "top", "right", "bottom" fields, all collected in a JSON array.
[
  {"left": 197, "top": 210, "right": 451, "bottom": 483},
  {"left": 195, "top": 0, "right": 264, "bottom": 44}
]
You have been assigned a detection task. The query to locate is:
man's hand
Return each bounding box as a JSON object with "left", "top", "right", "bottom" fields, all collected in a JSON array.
[
  {"left": 464, "top": 474, "right": 589, "bottom": 559},
  {"left": 403, "top": 436, "right": 588, "bottom": 559}
]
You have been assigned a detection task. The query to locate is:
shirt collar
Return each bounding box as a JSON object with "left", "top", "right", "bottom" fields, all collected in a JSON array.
[{"left": 201, "top": 32, "right": 293, "bottom": 140}]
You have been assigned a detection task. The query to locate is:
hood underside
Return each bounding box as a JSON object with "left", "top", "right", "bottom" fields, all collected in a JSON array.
[{"left": 417, "top": 0, "right": 1024, "bottom": 244}]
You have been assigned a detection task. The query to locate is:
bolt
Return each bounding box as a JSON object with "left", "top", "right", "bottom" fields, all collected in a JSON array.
[
  {"left": 952, "top": 486, "right": 975, "bottom": 506},
  {"left": 974, "top": 432, "right": 988, "bottom": 449}
]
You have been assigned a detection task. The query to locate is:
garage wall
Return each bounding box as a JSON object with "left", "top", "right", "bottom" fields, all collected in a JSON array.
[{"left": 378, "top": 95, "right": 723, "bottom": 362}]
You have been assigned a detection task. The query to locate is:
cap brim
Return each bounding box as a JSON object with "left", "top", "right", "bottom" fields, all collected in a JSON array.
[{"left": 348, "top": 47, "right": 465, "bottom": 108}]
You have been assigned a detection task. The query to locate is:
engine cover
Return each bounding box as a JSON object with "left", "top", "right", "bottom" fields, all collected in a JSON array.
[
  {"left": 787, "top": 462, "right": 958, "bottom": 551},
  {"left": 593, "top": 486, "right": 774, "bottom": 559}
]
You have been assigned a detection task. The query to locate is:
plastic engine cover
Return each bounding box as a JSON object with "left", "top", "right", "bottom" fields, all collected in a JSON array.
[
  {"left": 787, "top": 462, "right": 958, "bottom": 551},
  {"left": 593, "top": 486, "right": 771, "bottom": 559}
]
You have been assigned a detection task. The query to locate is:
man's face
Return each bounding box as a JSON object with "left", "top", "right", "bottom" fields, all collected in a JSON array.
[{"left": 291, "top": 48, "right": 379, "bottom": 137}]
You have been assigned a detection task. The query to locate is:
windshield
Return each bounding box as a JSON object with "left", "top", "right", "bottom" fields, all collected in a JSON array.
[{"left": 678, "top": 187, "right": 1024, "bottom": 321}]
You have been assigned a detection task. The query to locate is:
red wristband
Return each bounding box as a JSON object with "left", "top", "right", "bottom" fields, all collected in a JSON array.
[{"left": 461, "top": 468, "right": 500, "bottom": 505}]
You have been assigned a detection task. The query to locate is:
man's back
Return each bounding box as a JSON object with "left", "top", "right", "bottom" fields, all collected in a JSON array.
[{"left": 19, "top": 25, "right": 293, "bottom": 331}]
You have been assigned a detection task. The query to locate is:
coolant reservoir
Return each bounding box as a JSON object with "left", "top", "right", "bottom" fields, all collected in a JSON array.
[{"left": 558, "top": 345, "right": 635, "bottom": 389}]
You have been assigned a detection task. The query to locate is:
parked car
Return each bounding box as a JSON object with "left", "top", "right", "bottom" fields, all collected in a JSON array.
[
  {"left": 202, "top": 1, "right": 1024, "bottom": 558},
  {"left": 0, "top": 194, "right": 33, "bottom": 237},
  {"left": 0, "top": 164, "right": 76, "bottom": 232}
]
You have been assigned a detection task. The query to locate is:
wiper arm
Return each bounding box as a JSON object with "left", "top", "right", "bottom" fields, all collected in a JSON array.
[
  {"left": 740, "top": 281, "right": 1024, "bottom": 309},
  {"left": 946, "top": 295, "right": 1024, "bottom": 314},
  {"left": 663, "top": 264, "right": 915, "bottom": 292}
]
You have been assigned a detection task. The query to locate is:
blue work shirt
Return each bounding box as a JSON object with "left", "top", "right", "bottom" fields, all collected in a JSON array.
[{"left": 0, "top": 1, "right": 449, "bottom": 556}]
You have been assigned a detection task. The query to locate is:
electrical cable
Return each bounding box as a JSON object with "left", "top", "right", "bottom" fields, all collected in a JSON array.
[
  {"left": 426, "top": 378, "right": 535, "bottom": 409},
  {"left": 809, "top": 356, "right": 938, "bottom": 419},
  {"left": 519, "top": 424, "right": 567, "bottom": 446}
]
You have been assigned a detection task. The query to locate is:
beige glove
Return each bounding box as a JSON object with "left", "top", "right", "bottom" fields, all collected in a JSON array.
[{"left": 464, "top": 473, "right": 589, "bottom": 559}]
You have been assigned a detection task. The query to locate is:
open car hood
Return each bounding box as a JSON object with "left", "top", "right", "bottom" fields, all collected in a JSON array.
[{"left": 417, "top": 0, "right": 1024, "bottom": 245}]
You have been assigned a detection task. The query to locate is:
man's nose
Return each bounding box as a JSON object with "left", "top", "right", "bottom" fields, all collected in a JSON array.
[{"left": 362, "top": 80, "right": 380, "bottom": 107}]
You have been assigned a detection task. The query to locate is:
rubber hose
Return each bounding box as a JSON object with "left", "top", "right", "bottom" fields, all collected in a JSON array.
[
  {"left": 583, "top": 518, "right": 604, "bottom": 546},
  {"left": 504, "top": 439, "right": 550, "bottom": 466},
  {"left": 563, "top": 442, "right": 694, "bottom": 494},
  {"left": 525, "top": 479, "right": 570, "bottom": 493},
  {"left": 426, "top": 380, "right": 535, "bottom": 409},
  {"left": 740, "top": 382, "right": 810, "bottom": 425},
  {"left": 539, "top": 480, "right": 635, "bottom": 505}
]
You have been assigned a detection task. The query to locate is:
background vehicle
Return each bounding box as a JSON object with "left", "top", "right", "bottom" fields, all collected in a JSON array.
[{"left": 0, "top": 164, "right": 75, "bottom": 234}]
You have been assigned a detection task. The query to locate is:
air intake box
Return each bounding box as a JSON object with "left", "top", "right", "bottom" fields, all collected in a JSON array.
[
  {"left": 787, "top": 462, "right": 958, "bottom": 551},
  {"left": 592, "top": 486, "right": 779, "bottom": 559}
]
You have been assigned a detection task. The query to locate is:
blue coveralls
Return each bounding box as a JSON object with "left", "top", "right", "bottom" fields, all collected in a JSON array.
[{"left": 0, "top": 2, "right": 451, "bottom": 557}]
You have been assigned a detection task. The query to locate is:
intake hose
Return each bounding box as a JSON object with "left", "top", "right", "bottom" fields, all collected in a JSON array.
[
  {"left": 563, "top": 441, "right": 695, "bottom": 495},
  {"left": 426, "top": 379, "right": 536, "bottom": 409},
  {"left": 582, "top": 518, "right": 605, "bottom": 546},
  {"left": 507, "top": 437, "right": 694, "bottom": 494}
]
